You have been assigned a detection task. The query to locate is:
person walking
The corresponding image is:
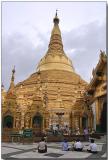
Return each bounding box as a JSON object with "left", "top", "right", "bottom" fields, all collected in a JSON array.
[{"left": 84, "top": 128, "right": 89, "bottom": 141}]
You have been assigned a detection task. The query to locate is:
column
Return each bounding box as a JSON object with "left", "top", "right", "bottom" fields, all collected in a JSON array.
[
  {"left": 42, "top": 116, "right": 45, "bottom": 131},
  {"left": 95, "top": 98, "right": 101, "bottom": 132},
  {"left": 21, "top": 113, "right": 25, "bottom": 129},
  {"left": 91, "top": 103, "right": 96, "bottom": 130},
  {"left": 75, "top": 116, "right": 79, "bottom": 129},
  {"left": 71, "top": 111, "right": 74, "bottom": 132},
  {"left": 80, "top": 116, "right": 82, "bottom": 132},
  {"left": 13, "top": 116, "right": 16, "bottom": 129},
  {"left": 30, "top": 117, "right": 32, "bottom": 128}
]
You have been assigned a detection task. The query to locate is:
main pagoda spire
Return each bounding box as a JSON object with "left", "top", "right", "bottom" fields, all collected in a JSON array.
[
  {"left": 37, "top": 12, "right": 75, "bottom": 72},
  {"left": 47, "top": 10, "right": 64, "bottom": 55}
]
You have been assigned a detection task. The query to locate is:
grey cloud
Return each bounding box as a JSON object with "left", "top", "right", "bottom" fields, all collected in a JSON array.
[
  {"left": 62, "top": 20, "right": 106, "bottom": 82},
  {"left": 2, "top": 31, "right": 48, "bottom": 90}
]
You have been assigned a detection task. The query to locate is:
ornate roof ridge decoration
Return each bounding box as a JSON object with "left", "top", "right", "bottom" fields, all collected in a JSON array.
[
  {"left": 37, "top": 12, "right": 75, "bottom": 72},
  {"left": 87, "top": 50, "right": 107, "bottom": 89}
]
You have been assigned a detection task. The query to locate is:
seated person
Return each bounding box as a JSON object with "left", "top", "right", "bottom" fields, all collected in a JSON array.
[
  {"left": 38, "top": 137, "right": 47, "bottom": 153},
  {"left": 62, "top": 139, "right": 69, "bottom": 151},
  {"left": 87, "top": 139, "right": 98, "bottom": 154},
  {"left": 74, "top": 139, "right": 83, "bottom": 151}
]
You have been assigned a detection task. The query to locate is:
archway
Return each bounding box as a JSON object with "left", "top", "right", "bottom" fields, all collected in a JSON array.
[
  {"left": 100, "top": 101, "right": 107, "bottom": 133},
  {"left": 3, "top": 115, "right": 13, "bottom": 128},
  {"left": 32, "top": 113, "right": 43, "bottom": 129},
  {"left": 82, "top": 114, "right": 88, "bottom": 129}
]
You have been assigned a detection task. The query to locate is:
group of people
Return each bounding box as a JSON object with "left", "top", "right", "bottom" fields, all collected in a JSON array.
[
  {"left": 62, "top": 138, "right": 98, "bottom": 154},
  {"left": 50, "top": 126, "right": 95, "bottom": 137},
  {"left": 36, "top": 137, "right": 98, "bottom": 154}
]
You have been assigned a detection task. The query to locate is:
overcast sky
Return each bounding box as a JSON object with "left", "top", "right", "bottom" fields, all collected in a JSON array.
[{"left": 2, "top": 2, "right": 106, "bottom": 90}]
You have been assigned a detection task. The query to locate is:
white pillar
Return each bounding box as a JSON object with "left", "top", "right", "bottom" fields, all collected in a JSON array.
[{"left": 91, "top": 103, "right": 96, "bottom": 130}]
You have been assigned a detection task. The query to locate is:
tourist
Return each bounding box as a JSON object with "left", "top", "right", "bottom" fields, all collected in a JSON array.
[
  {"left": 53, "top": 125, "right": 58, "bottom": 135},
  {"left": 62, "top": 139, "right": 69, "bottom": 151},
  {"left": 90, "top": 128, "right": 95, "bottom": 135},
  {"left": 38, "top": 137, "right": 47, "bottom": 153},
  {"left": 73, "top": 139, "right": 83, "bottom": 151},
  {"left": 76, "top": 128, "right": 80, "bottom": 135},
  {"left": 84, "top": 128, "right": 89, "bottom": 141},
  {"left": 87, "top": 139, "right": 98, "bottom": 154}
]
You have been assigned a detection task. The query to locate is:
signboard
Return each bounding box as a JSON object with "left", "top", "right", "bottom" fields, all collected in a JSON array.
[{"left": 23, "top": 129, "right": 32, "bottom": 138}]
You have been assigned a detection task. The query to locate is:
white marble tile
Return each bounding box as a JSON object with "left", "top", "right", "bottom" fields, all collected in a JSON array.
[
  {"left": 1, "top": 147, "right": 19, "bottom": 154},
  {"left": 1, "top": 142, "right": 104, "bottom": 159},
  {"left": 59, "top": 151, "right": 92, "bottom": 158},
  {"left": 101, "top": 153, "right": 106, "bottom": 158}
]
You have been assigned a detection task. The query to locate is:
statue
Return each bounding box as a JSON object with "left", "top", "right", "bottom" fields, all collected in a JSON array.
[
  {"left": 15, "top": 116, "right": 20, "bottom": 129},
  {"left": 25, "top": 115, "right": 30, "bottom": 128}
]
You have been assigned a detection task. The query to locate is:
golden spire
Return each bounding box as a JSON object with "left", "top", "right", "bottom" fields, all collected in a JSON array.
[
  {"left": 47, "top": 10, "right": 64, "bottom": 55},
  {"left": 8, "top": 66, "right": 15, "bottom": 91},
  {"left": 37, "top": 12, "right": 75, "bottom": 72}
]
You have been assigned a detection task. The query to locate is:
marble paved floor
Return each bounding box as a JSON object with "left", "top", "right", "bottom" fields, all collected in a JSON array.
[{"left": 1, "top": 141, "right": 107, "bottom": 160}]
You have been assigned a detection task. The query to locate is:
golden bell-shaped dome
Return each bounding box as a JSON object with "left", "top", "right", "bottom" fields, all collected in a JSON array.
[{"left": 37, "top": 12, "right": 75, "bottom": 72}]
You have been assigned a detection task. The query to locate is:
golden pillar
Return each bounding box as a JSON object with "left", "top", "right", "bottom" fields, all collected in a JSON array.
[
  {"left": 95, "top": 98, "right": 101, "bottom": 132},
  {"left": 30, "top": 117, "right": 32, "bottom": 128},
  {"left": 42, "top": 116, "right": 45, "bottom": 131},
  {"left": 75, "top": 116, "right": 79, "bottom": 129},
  {"left": 13, "top": 116, "right": 16, "bottom": 129},
  {"left": 21, "top": 113, "right": 25, "bottom": 128},
  {"left": 71, "top": 111, "right": 75, "bottom": 131},
  {"left": 80, "top": 116, "right": 82, "bottom": 132},
  {"left": 95, "top": 98, "right": 100, "bottom": 125},
  {"left": 88, "top": 115, "right": 90, "bottom": 128}
]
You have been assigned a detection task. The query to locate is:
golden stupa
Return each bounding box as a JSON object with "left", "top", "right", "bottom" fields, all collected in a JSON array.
[{"left": 2, "top": 12, "right": 93, "bottom": 136}]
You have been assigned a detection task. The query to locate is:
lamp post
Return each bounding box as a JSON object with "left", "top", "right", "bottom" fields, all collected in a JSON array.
[{"left": 56, "top": 112, "right": 64, "bottom": 129}]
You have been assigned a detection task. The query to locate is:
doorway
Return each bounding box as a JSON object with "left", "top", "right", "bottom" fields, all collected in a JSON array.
[
  {"left": 32, "top": 113, "right": 43, "bottom": 128},
  {"left": 82, "top": 114, "right": 88, "bottom": 129},
  {"left": 100, "top": 101, "right": 107, "bottom": 133},
  {"left": 3, "top": 115, "right": 13, "bottom": 128}
]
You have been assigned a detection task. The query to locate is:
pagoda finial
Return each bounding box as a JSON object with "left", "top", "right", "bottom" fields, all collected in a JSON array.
[
  {"left": 56, "top": 9, "right": 58, "bottom": 16},
  {"left": 53, "top": 10, "right": 59, "bottom": 24},
  {"left": 8, "top": 66, "right": 16, "bottom": 91},
  {"left": 11, "top": 65, "right": 15, "bottom": 82}
]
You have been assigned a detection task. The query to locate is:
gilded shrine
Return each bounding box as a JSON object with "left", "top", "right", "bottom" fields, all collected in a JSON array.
[{"left": 2, "top": 12, "right": 106, "bottom": 140}]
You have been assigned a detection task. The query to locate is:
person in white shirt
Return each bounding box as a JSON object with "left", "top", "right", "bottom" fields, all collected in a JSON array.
[
  {"left": 38, "top": 137, "right": 47, "bottom": 153},
  {"left": 74, "top": 139, "right": 83, "bottom": 151},
  {"left": 62, "top": 139, "right": 69, "bottom": 151},
  {"left": 87, "top": 139, "right": 98, "bottom": 153}
]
